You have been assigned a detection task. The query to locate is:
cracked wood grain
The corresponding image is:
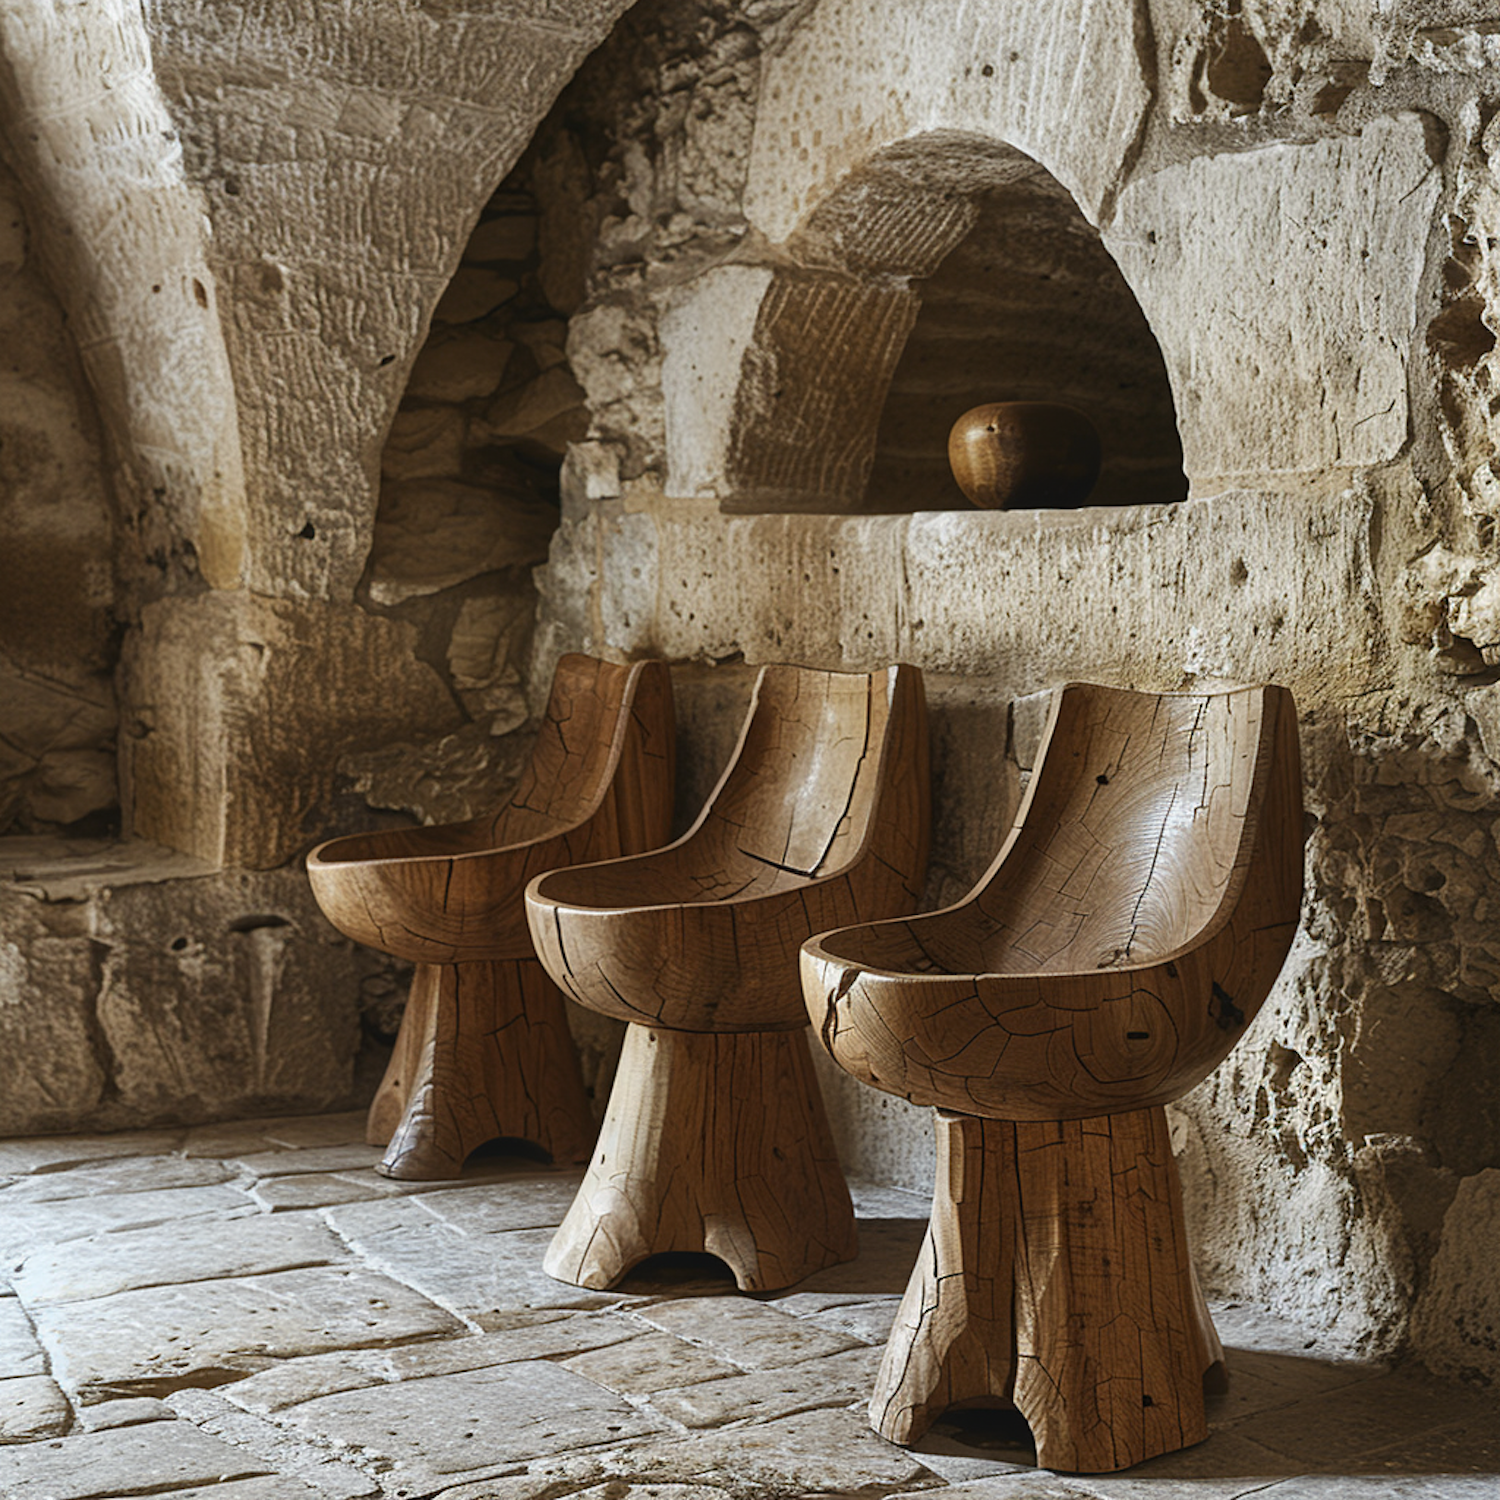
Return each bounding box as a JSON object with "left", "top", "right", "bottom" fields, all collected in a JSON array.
[
  {"left": 544, "top": 1025, "right": 858, "bottom": 1292},
  {"left": 307, "top": 654, "right": 675, "bottom": 1179},
  {"left": 528, "top": 664, "right": 930, "bottom": 1290},
  {"left": 527, "top": 664, "right": 930, "bottom": 1033},
  {"left": 801, "top": 682, "right": 1301, "bottom": 1471},
  {"left": 803, "top": 683, "right": 1303, "bottom": 1120},
  {"left": 872, "top": 1107, "right": 1224, "bottom": 1472}
]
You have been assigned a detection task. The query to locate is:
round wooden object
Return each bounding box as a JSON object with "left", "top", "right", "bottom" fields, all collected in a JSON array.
[{"left": 947, "top": 401, "right": 1102, "bottom": 510}]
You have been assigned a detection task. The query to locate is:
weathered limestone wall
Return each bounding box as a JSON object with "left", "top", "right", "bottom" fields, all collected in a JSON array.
[
  {"left": 0, "top": 3, "right": 632, "bottom": 1132},
  {"left": 533, "top": 0, "right": 1500, "bottom": 1386}
]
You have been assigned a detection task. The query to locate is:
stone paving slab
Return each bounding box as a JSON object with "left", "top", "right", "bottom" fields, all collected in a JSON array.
[
  {"left": 325, "top": 1199, "right": 623, "bottom": 1325},
  {"left": 13, "top": 1210, "right": 347, "bottom": 1306},
  {"left": 251, "top": 1171, "right": 420, "bottom": 1212},
  {"left": 224, "top": 1313, "right": 641, "bottom": 1413},
  {"left": 0, "top": 1296, "right": 45, "bottom": 1377},
  {"left": 0, "top": 1183, "right": 256, "bottom": 1266},
  {"left": 170, "top": 1387, "right": 383, "bottom": 1500},
  {"left": 0, "top": 1375, "right": 70, "bottom": 1442},
  {"left": 617, "top": 1407, "right": 941, "bottom": 1493},
  {"left": 1238, "top": 1369, "right": 1500, "bottom": 1467},
  {"left": 413, "top": 1172, "right": 589, "bottom": 1233},
  {"left": 230, "top": 1144, "right": 389, "bottom": 1178},
  {"left": 273, "top": 1358, "right": 666, "bottom": 1493},
  {"left": 0, "top": 1418, "right": 267, "bottom": 1498},
  {"left": 73, "top": 1396, "right": 173, "bottom": 1431},
  {"left": 148, "top": 1478, "right": 330, "bottom": 1500},
  {"left": 0, "top": 1155, "right": 234, "bottom": 1203},
  {"left": 559, "top": 1327, "right": 742, "bottom": 1395},
  {"left": 35, "top": 1264, "right": 460, "bottom": 1398},
  {"left": 631, "top": 1293, "right": 865, "bottom": 1370},
  {"left": 648, "top": 1341, "right": 885, "bottom": 1428},
  {"left": 259, "top": 1112, "right": 371, "bottom": 1149},
  {"left": 0, "top": 1130, "right": 188, "bottom": 1177}
]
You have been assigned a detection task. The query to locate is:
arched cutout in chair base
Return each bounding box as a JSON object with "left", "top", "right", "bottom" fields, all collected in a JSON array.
[
  {"left": 543, "top": 1025, "right": 857, "bottom": 1293},
  {"left": 371, "top": 958, "right": 595, "bottom": 1180},
  {"left": 873, "top": 1106, "right": 1223, "bottom": 1473}
]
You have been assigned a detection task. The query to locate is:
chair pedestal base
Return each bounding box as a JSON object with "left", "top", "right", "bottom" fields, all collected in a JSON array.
[
  {"left": 368, "top": 959, "right": 596, "bottom": 1180},
  {"left": 874, "top": 1105, "right": 1224, "bottom": 1474},
  {"left": 544, "top": 1024, "right": 857, "bottom": 1292}
]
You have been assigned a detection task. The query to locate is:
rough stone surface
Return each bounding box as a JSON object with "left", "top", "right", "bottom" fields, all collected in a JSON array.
[
  {"left": 0, "top": 162, "right": 118, "bottom": 835},
  {"left": 123, "top": 591, "right": 462, "bottom": 867},
  {"left": 1105, "top": 114, "right": 1441, "bottom": 483},
  {"left": 0, "top": 1376, "right": 69, "bottom": 1442},
  {"left": 34, "top": 1264, "right": 460, "bottom": 1399},
  {"left": 0, "top": 843, "right": 395, "bottom": 1136},
  {"left": 0, "top": 1418, "right": 267, "bottom": 1499},
  {"left": 744, "top": 0, "right": 1151, "bottom": 233}
]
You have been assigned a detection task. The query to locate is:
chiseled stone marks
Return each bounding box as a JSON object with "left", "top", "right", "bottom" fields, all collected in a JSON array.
[
  {"left": 1106, "top": 113, "right": 1441, "bottom": 483},
  {"left": 746, "top": 0, "right": 1152, "bottom": 239},
  {"left": 0, "top": 1, "right": 248, "bottom": 593}
]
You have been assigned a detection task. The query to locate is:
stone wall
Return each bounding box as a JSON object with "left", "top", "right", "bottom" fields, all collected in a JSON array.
[{"left": 532, "top": 0, "right": 1500, "bottom": 1387}]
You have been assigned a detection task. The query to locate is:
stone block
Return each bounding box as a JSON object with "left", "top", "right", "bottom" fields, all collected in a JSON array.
[
  {"left": 0, "top": 1374, "right": 70, "bottom": 1441},
  {"left": 34, "top": 1265, "right": 460, "bottom": 1399},
  {"left": 367, "top": 479, "right": 559, "bottom": 604},
  {"left": 647, "top": 1343, "right": 884, "bottom": 1428},
  {"left": 0, "top": 1419, "right": 267, "bottom": 1499},
  {"left": 123, "top": 591, "right": 462, "bottom": 867},
  {"left": 467, "top": 215, "right": 537, "bottom": 262},
  {"left": 407, "top": 332, "right": 515, "bottom": 403},
  {"left": 745, "top": 0, "right": 1151, "bottom": 235},
  {"left": 1410, "top": 1167, "right": 1500, "bottom": 1383},
  {"left": 448, "top": 588, "right": 535, "bottom": 734},
  {"left": 323, "top": 1198, "right": 622, "bottom": 1325},
  {"left": 436, "top": 270, "right": 520, "bottom": 323},
  {"left": 1105, "top": 114, "right": 1440, "bottom": 482},
  {"left": 273, "top": 1359, "right": 664, "bottom": 1493},
  {"left": 660, "top": 266, "right": 774, "bottom": 499},
  {"left": 12, "top": 1211, "right": 345, "bottom": 1308},
  {"left": 381, "top": 405, "right": 469, "bottom": 480},
  {"left": 560, "top": 1330, "right": 740, "bottom": 1395},
  {"left": 0, "top": 1300, "right": 44, "bottom": 1378},
  {"left": 628, "top": 1296, "right": 863, "bottom": 1371}
]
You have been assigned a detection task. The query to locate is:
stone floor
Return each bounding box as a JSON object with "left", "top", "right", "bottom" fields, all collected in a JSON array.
[{"left": 0, "top": 1113, "right": 1496, "bottom": 1500}]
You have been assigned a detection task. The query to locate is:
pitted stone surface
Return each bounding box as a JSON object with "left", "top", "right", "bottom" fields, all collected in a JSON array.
[{"left": 274, "top": 1359, "right": 665, "bottom": 1492}]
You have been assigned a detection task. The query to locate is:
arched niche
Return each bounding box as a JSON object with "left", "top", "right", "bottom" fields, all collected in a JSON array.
[{"left": 666, "top": 134, "right": 1185, "bottom": 515}]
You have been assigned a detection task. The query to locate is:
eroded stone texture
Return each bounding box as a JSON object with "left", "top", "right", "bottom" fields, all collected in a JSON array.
[
  {"left": 122, "top": 591, "right": 461, "bottom": 867},
  {"left": 1105, "top": 114, "right": 1441, "bottom": 484},
  {"left": 744, "top": 0, "right": 1151, "bottom": 235},
  {"left": 139, "top": 0, "right": 638, "bottom": 600},
  {"left": 0, "top": 841, "right": 395, "bottom": 1136}
]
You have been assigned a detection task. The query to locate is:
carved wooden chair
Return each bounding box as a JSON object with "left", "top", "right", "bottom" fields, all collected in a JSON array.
[
  {"left": 801, "top": 682, "right": 1303, "bottom": 1472},
  {"left": 306, "top": 654, "right": 674, "bottom": 1180},
  {"left": 525, "top": 663, "right": 930, "bottom": 1292}
]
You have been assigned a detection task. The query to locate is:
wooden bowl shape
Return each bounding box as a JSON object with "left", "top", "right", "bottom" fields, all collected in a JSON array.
[
  {"left": 800, "top": 682, "right": 1303, "bottom": 1473},
  {"left": 526, "top": 663, "right": 931, "bottom": 1292},
  {"left": 306, "top": 654, "right": 674, "bottom": 1181},
  {"left": 947, "top": 401, "right": 1101, "bottom": 510}
]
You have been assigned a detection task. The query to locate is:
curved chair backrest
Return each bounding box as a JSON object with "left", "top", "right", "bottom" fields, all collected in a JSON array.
[
  {"left": 955, "top": 682, "right": 1300, "bottom": 974},
  {"left": 315, "top": 654, "right": 672, "bottom": 866},
  {"left": 689, "top": 663, "right": 927, "bottom": 899}
]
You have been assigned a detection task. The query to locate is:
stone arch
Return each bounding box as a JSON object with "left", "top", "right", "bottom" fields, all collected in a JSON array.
[{"left": 663, "top": 133, "right": 1184, "bottom": 514}]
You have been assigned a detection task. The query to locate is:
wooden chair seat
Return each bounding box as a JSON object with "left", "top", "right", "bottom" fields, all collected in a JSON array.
[
  {"left": 306, "top": 654, "right": 674, "bottom": 1180},
  {"left": 801, "top": 682, "right": 1303, "bottom": 1473},
  {"left": 526, "top": 663, "right": 930, "bottom": 1291}
]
